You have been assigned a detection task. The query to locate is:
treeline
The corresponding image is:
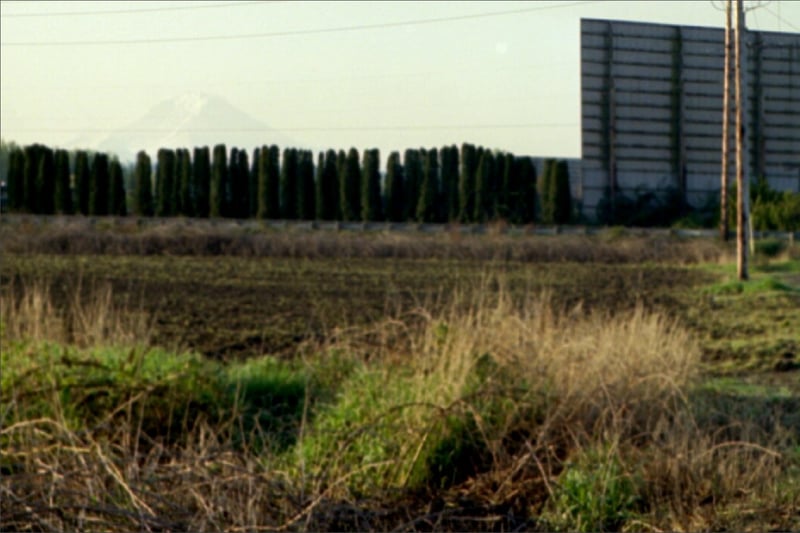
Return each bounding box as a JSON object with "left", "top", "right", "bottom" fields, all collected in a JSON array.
[{"left": 3, "top": 141, "right": 573, "bottom": 224}]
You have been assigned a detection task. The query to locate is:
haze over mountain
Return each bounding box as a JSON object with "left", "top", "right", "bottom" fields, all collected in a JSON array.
[{"left": 68, "top": 92, "right": 304, "bottom": 162}]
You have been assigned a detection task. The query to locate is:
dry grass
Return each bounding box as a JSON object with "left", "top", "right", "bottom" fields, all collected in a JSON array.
[{"left": 1, "top": 276, "right": 796, "bottom": 532}]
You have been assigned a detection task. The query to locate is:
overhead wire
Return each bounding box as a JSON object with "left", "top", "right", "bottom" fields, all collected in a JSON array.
[
  {"left": 0, "top": 1, "right": 270, "bottom": 18},
  {"left": 1, "top": 1, "right": 598, "bottom": 47}
]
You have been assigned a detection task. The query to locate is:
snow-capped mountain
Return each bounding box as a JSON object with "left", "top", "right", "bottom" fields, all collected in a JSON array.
[{"left": 69, "top": 92, "right": 302, "bottom": 162}]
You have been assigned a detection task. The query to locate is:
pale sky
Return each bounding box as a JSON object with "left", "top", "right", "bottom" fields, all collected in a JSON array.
[{"left": 2, "top": 0, "right": 798, "bottom": 160}]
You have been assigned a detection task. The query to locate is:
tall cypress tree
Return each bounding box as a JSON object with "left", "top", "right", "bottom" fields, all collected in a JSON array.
[
  {"left": 74, "top": 150, "right": 91, "bottom": 215},
  {"left": 89, "top": 153, "right": 109, "bottom": 216},
  {"left": 417, "top": 147, "right": 438, "bottom": 222},
  {"left": 403, "top": 149, "right": 421, "bottom": 222},
  {"left": 6, "top": 146, "right": 25, "bottom": 212},
  {"left": 361, "top": 148, "right": 381, "bottom": 221},
  {"left": 257, "top": 145, "right": 280, "bottom": 219},
  {"left": 23, "top": 144, "right": 44, "bottom": 213},
  {"left": 315, "top": 149, "right": 338, "bottom": 220},
  {"left": 134, "top": 151, "right": 154, "bottom": 216},
  {"left": 230, "top": 147, "right": 249, "bottom": 219},
  {"left": 539, "top": 158, "right": 557, "bottom": 224},
  {"left": 296, "top": 150, "right": 315, "bottom": 220},
  {"left": 340, "top": 148, "right": 360, "bottom": 221},
  {"left": 176, "top": 149, "right": 192, "bottom": 217},
  {"left": 314, "top": 152, "right": 325, "bottom": 220},
  {"left": 250, "top": 148, "right": 260, "bottom": 218},
  {"left": 440, "top": 145, "right": 459, "bottom": 222},
  {"left": 156, "top": 149, "right": 176, "bottom": 217},
  {"left": 109, "top": 158, "right": 126, "bottom": 216},
  {"left": 459, "top": 143, "right": 477, "bottom": 223},
  {"left": 280, "top": 148, "right": 298, "bottom": 219},
  {"left": 552, "top": 160, "right": 572, "bottom": 224},
  {"left": 193, "top": 147, "right": 210, "bottom": 217},
  {"left": 210, "top": 144, "right": 227, "bottom": 217},
  {"left": 516, "top": 156, "right": 537, "bottom": 223},
  {"left": 474, "top": 150, "right": 491, "bottom": 223},
  {"left": 54, "top": 149, "right": 72, "bottom": 214},
  {"left": 36, "top": 146, "right": 55, "bottom": 215},
  {"left": 384, "top": 151, "right": 404, "bottom": 222}
]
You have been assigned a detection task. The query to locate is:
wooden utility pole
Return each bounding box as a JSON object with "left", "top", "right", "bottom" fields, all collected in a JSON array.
[
  {"left": 720, "top": 0, "right": 732, "bottom": 241},
  {"left": 734, "top": 0, "right": 749, "bottom": 280}
]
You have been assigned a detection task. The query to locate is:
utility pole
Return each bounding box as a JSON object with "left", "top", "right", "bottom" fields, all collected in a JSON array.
[
  {"left": 734, "top": 0, "right": 749, "bottom": 280},
  {"left": 720, "top": 0, "right": 732, "bottom": 241}
]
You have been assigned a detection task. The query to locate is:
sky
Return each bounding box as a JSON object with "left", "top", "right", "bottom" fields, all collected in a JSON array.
[{"left": 1, "top": 0, "right": 798, "bottom": 161}]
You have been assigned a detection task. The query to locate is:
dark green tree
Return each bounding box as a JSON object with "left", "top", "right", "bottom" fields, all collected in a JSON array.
[
  {"left": 74, "top": 150, "right": 91, "bottom": 215},
  {"left": 315, "top": 149, "right": 339, "bottom": 220},
  {"left": 403, "top": 149, "right": 421, "bottom": 221},
  {"left": 54, "top": 149, "right": 72, "bottom": 214},
  {"left": 552, "top": 160, "right": 572, "bottom": 224},
  {"left": 155, "top": 149, "right": 176, "bottom": 216},
  {"left": 539, "top": 158, "right": 557, "bottom": 224},
  {"left": 516, "top": 156, "right": 537, "bottom": 223},
  {"left": 441, "top": 145, "right": 459, "bottom": 222},
  {"left": 280, "top": 148, "right": 298, "bottom": 219},
  {"left": 6, "top": 146, "right": 25, "bottom": 212},
  {"left": 193, "top": 146, "right": 210, "bottom": 217},
  {"left": 89, "top": 153, "right": 110, "bottom": 216},
  {"left": 297, "top": 150, "right": 315, "bottom": 220},
  {"left": 257, "top": 145, "right": 280, "bottom": 219},
  {"left": 210, "top": 144, "right": 227, "bottom": 217},
  {"left": 134, "top": 151, "right": 154, "bottom": 216},
  {"left": 250, "top": 148, "right": 260, "bottom": 217},
  {"left": 37, "top": 146, "right": 55, "bottom": 214},
  {"left": 474, "top": 149, "right": 493, "bottom": 222},
  {"left": 23, "top": 144, "right": 45, "bottom": 213},
  {"left": 109, "top": 158, "right": 126, "bottom": 216},
  {"left": 459, "top": 143, "right": 477, "bottom": 222},
  {"left": 417, "top": 147, "right": 439, "bottom": 222},
  {"left": 361, "top": 148, "right": 382, "bottom": 221},
  {"left": 176, "top": 149, "right": 192, "bottom": 217},
  {"left": 340, "top": 148, "right": 361, "bottom": 221},
  {"left": 384, "top": 151, "right": 404, "bottom": 222},
  {"left": 230, "top": 147, "right": 249, "bottom": 218}
]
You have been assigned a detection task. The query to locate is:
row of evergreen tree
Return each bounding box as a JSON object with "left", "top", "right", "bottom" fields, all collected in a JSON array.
[{"left": 5, "top": 142, "right": 572, "bottom": 224}]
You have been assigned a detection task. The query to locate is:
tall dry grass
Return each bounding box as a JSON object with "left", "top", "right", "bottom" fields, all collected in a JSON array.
[{"left": 1, "top": 277, "right": 796, "bottom": 532}]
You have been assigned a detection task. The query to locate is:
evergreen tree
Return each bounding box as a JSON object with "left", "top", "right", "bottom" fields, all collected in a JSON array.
[
  {"left": 340, "top": 147, "right": 361, "bottom": 221},
  {"left": 6, "top": 146, "right": 25, "bottom": 212},
  {"left": 539, "top": 158, "right": 557, "bottom": 224},
  {"left": 403, "top": 149, "right": 421, "bottom": 221},
  {"left": 37, "top": 146, "right": 55, "bottom": 214},
  {"left": 552, "top": 160, "right": 572, "bottom": 224},
  {"left": 156, "top": 149, "right": 176, "bottom": 217},
  {"left": 193, "top": 146, "right": 210, "bottom": 217},
  {"left": 361, "top": 148, "right": 382, "bottom": 221},
  {"left": 54, "top": 149, "right": 72, "bottom": 214},
  {"left": 384, "top": 151, "right": 404, "bottom": 222},
  {"left": 89, "top": 153, "right": 110, "bottom": 216},
  {"left": 23, "top": 144, "right": 44, "bottom": 213},
  {"left": 134, "top": 151, "right": 154, "bottom": 216},
  {"left": 74, "top": 150, "right": 91, "bottom": 215},
  {"left": 250, "top": 148, "right": 260, "bottom": 218},
  {"left": 210, "top": 144, "right": 227, "bottom": 217},
  {"left": 280, "top": 148, "right": 298, "bottom": 219},
  {"left": 417, "top": 147, "right": 439, "bottom": 222},
  {"left": 257, "top": 145, "right": 280, "bottom": 219},
  {"left": 441, "top": 145, "right": 459, "bottom": 222},
  {"left": 516, "top": 156, "right": 537, "bottom": 223},
  {"left": 109, "top": 158, "right": 126, "bottom": 216},
  {"left": 474, "top": 150, "right": 491, "bottom": 222},
  {"left": 296, "top": 150, "right": 315, "bottom": 220},
  {"left": 227, "top": 147, "right": 239, "bottom": 218},
  {"left": 230, "top": 147, "right": 249, "bottom": 218},
  {"left": 177, "top": 148, "right": 193, "bottom": 216},
  {"left": 315, "top": 149, "right": 339, "bottom": 220},
  {"left": 459, "top": 143, "right": 477, "bottom": 222}
]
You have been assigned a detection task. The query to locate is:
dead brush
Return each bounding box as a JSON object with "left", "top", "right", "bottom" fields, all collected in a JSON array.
[{"left": 1, "top": 277, "right": 151, "bottom": 348}]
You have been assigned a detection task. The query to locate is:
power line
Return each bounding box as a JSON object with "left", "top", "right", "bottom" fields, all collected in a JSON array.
[
  {"left": 0, "top": 1, "right": 271, "bottom": 18},
  {"left": 1, "top": 1, "right": 598, "bottom": 47}
]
